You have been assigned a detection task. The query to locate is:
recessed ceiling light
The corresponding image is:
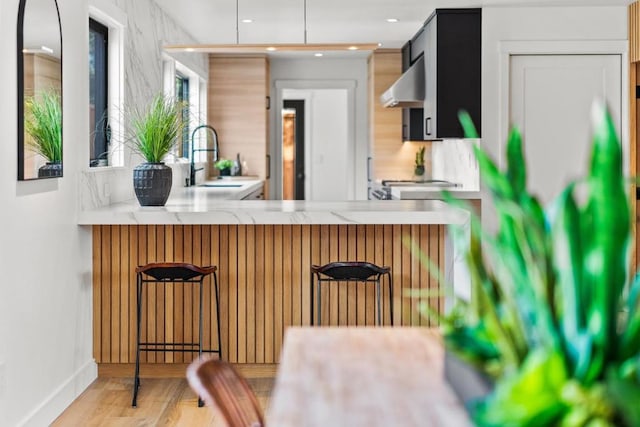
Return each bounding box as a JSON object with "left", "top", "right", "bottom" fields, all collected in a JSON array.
[
  {"left": 378, "top": 42, "right": 383, "bottom": 47},
  {"left": 41, "top": 45, "right": 54, "bottom": 53},
  {"left": 241, "top": 19, "right": 253, "bottom": 23},
  {"left": 314, "top": 53, "right": 323, "bottom": 57},
  {"left": 386, "top": 18, "right": 399, "bottom": 23},
  {"left": 185, "top": 47, "right": 195, "bottom": 52},
  {"left": 347, "top": 46, "right": 358, "bottom": 51},
  {"left": 266, "top": 47, "right": 277, "bottom": 51}
]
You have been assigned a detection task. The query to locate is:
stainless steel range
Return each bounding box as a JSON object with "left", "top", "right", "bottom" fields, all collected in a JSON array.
[{"left": 371, "top": 179, "right": 458, "bottom": 200}]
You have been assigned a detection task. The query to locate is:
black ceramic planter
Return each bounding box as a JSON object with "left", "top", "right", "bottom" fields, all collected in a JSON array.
[
  {"left": 444, "top": 351, "right": 494, "bottom": 412},
  {"left": 133, "top": 162, "right": 172, "bottom": 206},
  {"left": 219, "top": 168, "right": 230, "bottom": 176},
  {"left": 38, "top": 162, "right": 62, "bottom": 178}
]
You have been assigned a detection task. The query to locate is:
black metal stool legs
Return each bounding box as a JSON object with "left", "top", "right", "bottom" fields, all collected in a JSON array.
[
  {"left": 214, "top": 272, "right": 222, "bottom": 361},
  {"left": 310, "top": 272, "right": 315, "bottom": 326},
  {"left": 131, "top": 263, "right": 219, "bottom": 408},
  {"left": 388, "top": 273, "right": 394, "bottom": 326},
  {"left": 375, "top": 275, "right": 382, "bottom": 326},
  {"left": 317, "top": 277, "right": 322, "bottom": 326},
  {"left": 198, "top": 277, "right": 204, "bottom": 407},
  {"left": 310, "top": 263, "right": 393, "bottom": 327},
  {"left": 132, "top": 272, "right": 143, "bottom": 407}
]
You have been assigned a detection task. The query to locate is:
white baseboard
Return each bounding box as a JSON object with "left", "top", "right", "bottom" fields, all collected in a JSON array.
[{"left": 17, "top": 359, "right": 97, "bottom": 427}]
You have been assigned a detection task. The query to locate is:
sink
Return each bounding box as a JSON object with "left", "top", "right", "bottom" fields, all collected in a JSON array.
[
  {"left": 215, "top": 176, "right": 259, "bottom": 181},
  {"left": 199, "top": 183, "right": 243, "bottom": 188}
]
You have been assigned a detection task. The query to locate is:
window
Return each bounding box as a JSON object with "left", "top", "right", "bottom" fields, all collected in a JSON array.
[
  {"left": 175, "top": 73, "right": 190, "bottom": 158},
  {"left": 163, "top": 58, "right": 207, "bottom": 162},
  {"left": 89, "top": 18, "right": 109, "bottom": 167}
]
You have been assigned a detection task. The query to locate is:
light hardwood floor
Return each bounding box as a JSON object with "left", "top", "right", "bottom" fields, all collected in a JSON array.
[{"left": 52, "top": 377, "right": 274, "bottom": 426}]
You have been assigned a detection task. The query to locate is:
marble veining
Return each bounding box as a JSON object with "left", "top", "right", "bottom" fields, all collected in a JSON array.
[
  {"left": 78, "top": 186, "right": 471, "bottom": 226},
  {"left": 80, "top": 0, "right": 208, "bottom": 210},
  {"left": 431, "top": 139, "right": 480, "bottom": 191},
  {"left": 111, "top": 0, "right": 206, "bottom": 112}
]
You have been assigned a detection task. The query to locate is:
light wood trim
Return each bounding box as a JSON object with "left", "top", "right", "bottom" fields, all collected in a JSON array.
[
  {"left": 98, "top": 363, "right": 278, "bottom": 379},
  {"left": 631, "top": 2, "right": 640, "bottom": 63},
  {"left": 92, "top": 225, "right": 446, "bottom": 365}
]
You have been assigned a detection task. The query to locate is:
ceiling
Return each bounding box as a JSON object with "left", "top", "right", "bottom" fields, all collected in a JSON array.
[{"left": 154, "top": 0, "right": 634, "bottom": 49}]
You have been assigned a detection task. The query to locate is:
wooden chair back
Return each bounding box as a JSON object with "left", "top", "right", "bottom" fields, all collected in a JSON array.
[{"left": 187, "top": 357, "right": 265, "bottom": 427}]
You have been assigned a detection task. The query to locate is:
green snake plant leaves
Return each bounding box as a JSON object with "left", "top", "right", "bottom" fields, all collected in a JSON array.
[{"left": 441, "top": 104, "right": 640, "bottom": 426}]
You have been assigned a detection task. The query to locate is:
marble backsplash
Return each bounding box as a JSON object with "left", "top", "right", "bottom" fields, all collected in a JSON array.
[
  {"left": 80, "top": 0, "right": 208, "bottom": 209},
  {"left": 79, "top": 162, "right": 207, "bottom": 210},
  {"left": 110, "top": 0, "right": 207, "bottom": 110},
  {"left": 431, "top": 138, "right": 480, "bottom": 190}
]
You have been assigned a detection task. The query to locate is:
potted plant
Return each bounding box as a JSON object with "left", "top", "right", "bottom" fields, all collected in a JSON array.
[
  {"left": 215, "top": 158, "right": 233, "bottom": 176},
  {"left": 128, "top": 94, "right": 184, "bottom": 206},
  {"left": 414, "top": 146, "right": 425, "bottom": 178},
  {"left": 24, "top": 90, "right": 62, "bottom": 178},
  {"left": 429, "top": 104, "right": 640, "bottom": 426}
]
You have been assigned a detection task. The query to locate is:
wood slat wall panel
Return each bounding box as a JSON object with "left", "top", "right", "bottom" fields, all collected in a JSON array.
[
  {"left": 93, "top": 225, "right": 447, "bottom": 364},
  {"left": 255, "top": 225, "right": 265, "bottom": 363}
]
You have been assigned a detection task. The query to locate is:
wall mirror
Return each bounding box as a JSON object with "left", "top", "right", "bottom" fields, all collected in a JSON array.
[{"left": 17, "top": 0, "right": 62, "bottom": 180}]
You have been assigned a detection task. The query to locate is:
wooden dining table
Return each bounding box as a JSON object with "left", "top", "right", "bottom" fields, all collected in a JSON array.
[{"left": 266, "top": 327, "right": 471, "bottom": 427}]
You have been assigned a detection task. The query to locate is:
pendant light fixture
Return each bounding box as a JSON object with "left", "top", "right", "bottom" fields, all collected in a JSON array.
[
  {"left": 303, "top": 0, "right": 308, "bottom": 44},
  {"left": 236, "top": 0, "right": 240, "bottom": 44}
]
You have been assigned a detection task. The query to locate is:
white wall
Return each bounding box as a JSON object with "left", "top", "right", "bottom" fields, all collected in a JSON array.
[
  {"left": 0, "top": 0, "right": 208, "bottom": 425},
  {"left": 0, "top": 1, "right": 95, "bottom": 425},
  {"left": 481, "top": 6, "right": 628, "bottom": 226},
  {"left": 270, "top": 57, "right": 369, "bottom": 200}
]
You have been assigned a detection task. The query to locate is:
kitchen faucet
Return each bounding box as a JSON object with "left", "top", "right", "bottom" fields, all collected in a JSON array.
[{"left": 189, "top": 125, "right": 219, "bottom": 186}]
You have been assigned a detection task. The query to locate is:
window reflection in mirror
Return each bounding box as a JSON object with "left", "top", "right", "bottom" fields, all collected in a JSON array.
[
  {"left": 176, "top": 73, "right": 190, "bottom": 158},
  {"left": 18, "top": 0, "right": 62, "bottom": 180}
]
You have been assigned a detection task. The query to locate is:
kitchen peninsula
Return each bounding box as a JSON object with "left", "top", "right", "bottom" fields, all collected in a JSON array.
[{"left": 79, "top": 189, "right": 470, "bottom": 375}]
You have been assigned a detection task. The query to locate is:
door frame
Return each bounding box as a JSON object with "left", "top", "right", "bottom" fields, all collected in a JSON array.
[
  {"left": 283, "top": 99, "right": 305, "bottom": 200},
  {"left": 274, "top": 80, "right": 357, "bottom": 200},
  {"left": 498, "top": 40, "right": 628, "bottom": 172}
]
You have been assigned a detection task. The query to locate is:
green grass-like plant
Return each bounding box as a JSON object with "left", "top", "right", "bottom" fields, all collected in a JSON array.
[
  {"left": 215, "top": 158, "right": 233, "bottom": 170},
  {"left": 437, "top": 103, "right": 640, "bottom": 426},
  {"left": 128, "top": 94, "right": 184, "bottom": 163},
  {"left": 25, "top": 90, "right": 62, "bottom": 163}
]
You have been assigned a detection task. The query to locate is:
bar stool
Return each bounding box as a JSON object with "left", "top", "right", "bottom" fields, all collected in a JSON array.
[
  {"left": 310, "top": 262, "right": 393, "bottom": 326},
  {"left": 131, "top": 262, "right": 221, "bottom": 408}
]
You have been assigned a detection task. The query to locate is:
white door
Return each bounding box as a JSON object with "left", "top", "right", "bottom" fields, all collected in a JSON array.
[
  {"left": 509, "top": 54, "right": 622, "bottom": 206},
  {"left": 281, "top": 87, "right": 352, "bottom": 201},
  {"left": 308, "top": 89, "right": 349, "bottom": 201}
]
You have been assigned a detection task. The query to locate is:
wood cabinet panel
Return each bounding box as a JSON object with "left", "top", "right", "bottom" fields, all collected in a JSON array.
[
  {"left": 93, "top": 224, "right": 446, "bottom": 365},
  {"left": 368, "top": 51, "right": 432, "bottom": 181},
  {"left": 208, "top": 56, "right": 269, "bottom": 197}
]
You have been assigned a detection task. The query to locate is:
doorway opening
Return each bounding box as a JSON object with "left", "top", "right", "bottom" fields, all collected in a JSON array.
[{"left": 282, "top": 100, "right": 305, "bottom": 200}]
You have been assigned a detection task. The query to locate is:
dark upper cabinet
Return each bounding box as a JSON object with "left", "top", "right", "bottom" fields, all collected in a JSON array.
[
  {"left": 401, "top": 39, "right": 424, "bottom": 141},
  {"left": 423, "top": 9, "right": 481, "bottom": 139}
]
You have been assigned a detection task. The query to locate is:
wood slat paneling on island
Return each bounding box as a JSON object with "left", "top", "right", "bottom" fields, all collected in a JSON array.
[{"left": 93, "top": 225, "right": 446, "bottom": 365}]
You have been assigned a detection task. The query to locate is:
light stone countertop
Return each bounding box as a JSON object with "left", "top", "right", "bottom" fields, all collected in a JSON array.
[
  {"left": 78, "top": 186, "right": 470, "bottom": 226},
  {"left": 390, "top": 185, "right": 481, "bottom": 200}
]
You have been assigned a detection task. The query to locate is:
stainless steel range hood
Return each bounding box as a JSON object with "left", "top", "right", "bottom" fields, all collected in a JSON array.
[{"left": 380, "top": 56, "right": 424, "bottom": 108}]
